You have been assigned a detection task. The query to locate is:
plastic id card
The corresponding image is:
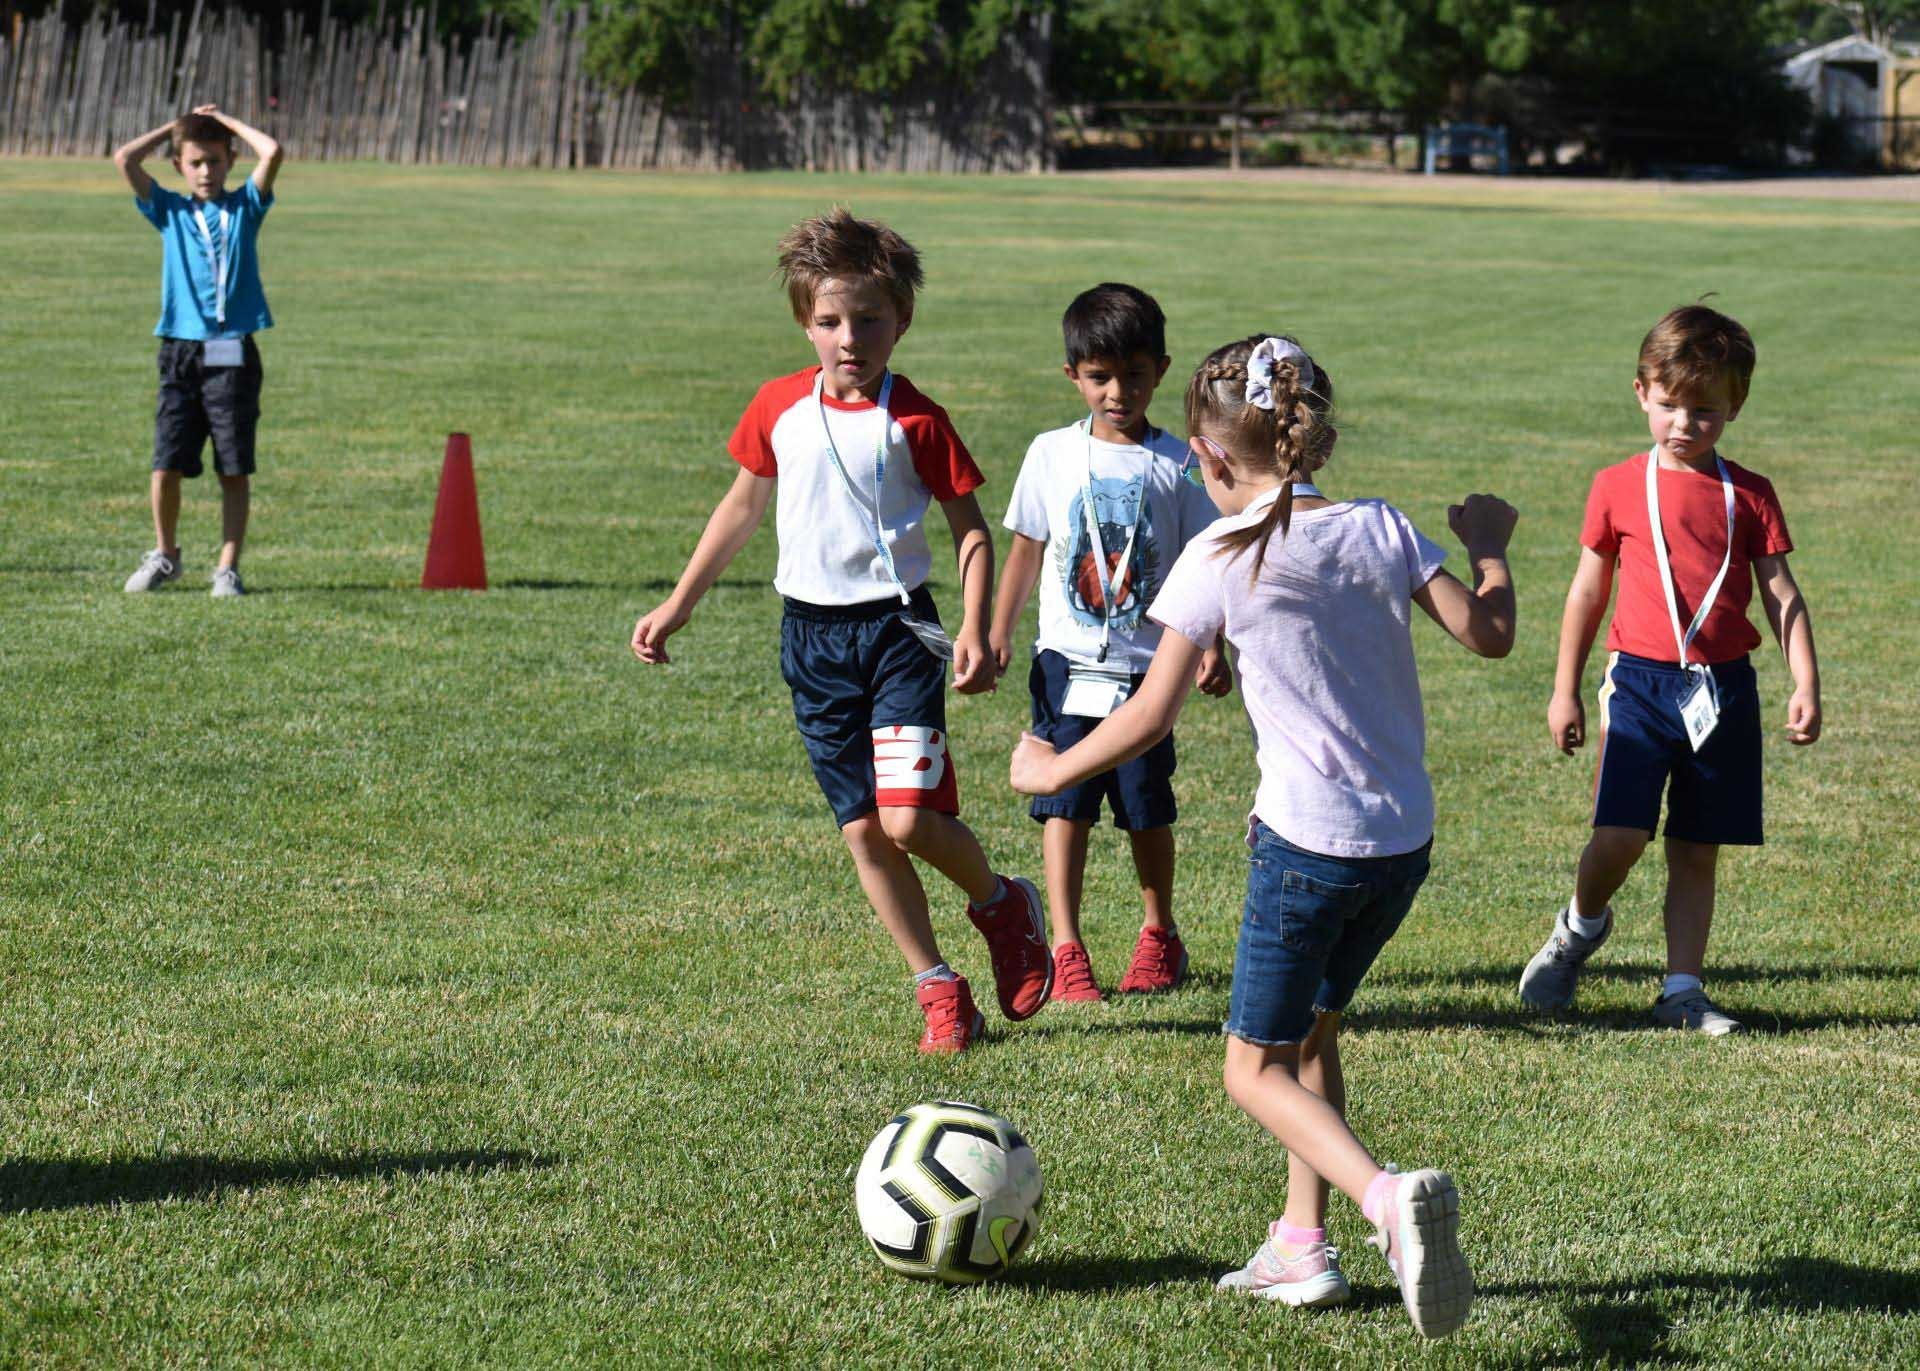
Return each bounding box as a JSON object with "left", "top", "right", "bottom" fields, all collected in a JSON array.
[
  {"left": 1062, "top": 665, "right": 1132, "bottom": 719},
  {"left": 900, "top": 614, "right": 954, "bottom": 661},
  {"left": 1679, "top": 670, "right": 1720, "bottom": 752},
  {"left": 203, "top": 338, "right": 244, "bottom": 368}
]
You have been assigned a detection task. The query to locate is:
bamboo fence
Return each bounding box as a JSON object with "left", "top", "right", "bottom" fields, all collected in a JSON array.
[{"left": 0, "top": 3, "right": 1051, "bottom": 171}]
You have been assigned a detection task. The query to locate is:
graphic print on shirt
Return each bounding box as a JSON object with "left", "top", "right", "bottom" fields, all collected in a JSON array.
[{"left": 1060, "top": 476, "right": 1159, "bottom": 632}]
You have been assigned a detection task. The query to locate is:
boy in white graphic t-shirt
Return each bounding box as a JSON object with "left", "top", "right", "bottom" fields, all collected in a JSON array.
[
  {"left": 989, "top": 283, "right": 1230, "bottom": 1003},
  {"left": 631, "top": 209, "right": 1050, "bottom": 1055}
]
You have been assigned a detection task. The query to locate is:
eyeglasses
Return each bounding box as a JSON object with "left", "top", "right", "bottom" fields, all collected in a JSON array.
[{"left": 1181, "top": 436, "right": 1224, "bottom": 489}]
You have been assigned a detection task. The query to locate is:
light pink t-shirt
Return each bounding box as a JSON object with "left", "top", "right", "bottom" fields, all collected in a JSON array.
[{"left": 1149, "top": 491, "right": 1447, "bottom": 858}]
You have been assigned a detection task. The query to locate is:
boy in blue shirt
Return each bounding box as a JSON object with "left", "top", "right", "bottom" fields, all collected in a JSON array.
[{"left": 113, "top": 104, "right": 283, "bottom": 597}]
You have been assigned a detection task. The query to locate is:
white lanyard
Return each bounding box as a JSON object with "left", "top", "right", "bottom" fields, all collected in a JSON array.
[
  {"left": 1080, "top": 421, "right": 1150, "bottom": 663},
  {"left": 191, "top": 202, "right": 233, "bottom": 329},
  {"left": 816, "top": 370, "right": 910, "bottom": 605},
  {"left": 1645, "top": 449, "right": 1735, "bottom": 674}
]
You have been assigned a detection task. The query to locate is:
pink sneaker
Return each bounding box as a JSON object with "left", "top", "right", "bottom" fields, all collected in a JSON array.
[
  {"left": 1117, "top": 925, "right": 1187, "bottom": 994},
  {"left": 1216, "top": 1223, "right": 1352, "bottom": 1307},
  {"left": 966, "top": 876, "right": 1052, "bottom": 1021},
  {"left": 1368, "top": 1168, "right": 1473, "bottom": 1338},
  {"left": 916, "top": 975, "right": 984, "bottom": 1054},
  {"left": 1050, "top": 941, "right": 1104, "bottom": 1003}
]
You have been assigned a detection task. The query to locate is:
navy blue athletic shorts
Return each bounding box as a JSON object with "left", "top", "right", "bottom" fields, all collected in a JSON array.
[
  {"left": 1026, "top": 648, "right": 1177, "bottom": 831},
  {"left": 153, "top": 336, "right": 262, "bottom": 478},
  {"left": 1592, "top": 651, "right": 1764, "bottom": 846},
  {"left": 779, "top": 586, "right": 957, "bottom": 827}
]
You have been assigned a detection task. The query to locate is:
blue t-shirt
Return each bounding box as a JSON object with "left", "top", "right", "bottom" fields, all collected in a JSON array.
[{"left": 135, "top": 178, "right": 274, "bottom": 340}]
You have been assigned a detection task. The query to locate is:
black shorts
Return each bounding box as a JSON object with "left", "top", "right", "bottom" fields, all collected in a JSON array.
[
  {"left": 1026, "top": 648, "right": 1177, "bottom": 830},
  {"left": 779, "top": 587, "right": 957, "bottom": 828},
  {"left": 153, "top": 336, "right": 262, "bottom": 478}
]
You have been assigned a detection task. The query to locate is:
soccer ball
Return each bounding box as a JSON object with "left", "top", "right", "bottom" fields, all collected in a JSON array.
[{"left": 853, "top": 1100, "right": 1043, "bottom": 1284}]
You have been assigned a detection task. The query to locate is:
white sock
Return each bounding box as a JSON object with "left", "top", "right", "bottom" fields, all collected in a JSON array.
[
  {"left": 914, "top": 962, "right": 958, "bottom": 987},
  {"left": 1662, "top": 973, "right": 1703, "bottom": 1000},
  {"left": 1565, "top": 903, "right": 1609, "bottom": 939}
]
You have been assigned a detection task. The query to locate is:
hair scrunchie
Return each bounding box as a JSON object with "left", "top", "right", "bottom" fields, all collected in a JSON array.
[{"left": 1245, "top": 337, "right": 1316, "bottom": 411}]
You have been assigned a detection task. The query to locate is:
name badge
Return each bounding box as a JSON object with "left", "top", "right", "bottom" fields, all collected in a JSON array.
[
  {"left": 899, "top": 614, "right": 954, "bottom": 662},
  {"left": 1679, "top": 670, "right": 1720, "bottom": 752},
  {"left": 203, "top": 338, "right": 244, "bottom": 368},
  {"left": 1063, "top": 666, "right": 1131, "bottom": 719}
]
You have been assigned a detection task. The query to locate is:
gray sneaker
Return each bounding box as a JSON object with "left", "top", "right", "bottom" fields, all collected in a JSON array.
[
  {"left": 123, "top": 549, "right": 182, "bottom": 592},
  {"left": 1217, "top": 1225, "right": 1351, "bottom": 1307},
  {"left": 1652, "top": 989, "right": 1743, "bottom": 1036},
  {"left": 1519, "top": 903, "right": 1612, "bottom": 1011},
  {"left": 210, "top": 566, "right": 247, "bottom": 598}
]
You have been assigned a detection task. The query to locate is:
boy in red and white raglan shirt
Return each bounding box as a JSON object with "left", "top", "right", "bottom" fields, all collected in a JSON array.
[
  {"left": 1521, "top": 304, "right": 1821, "bottom": 1035},
  {"left": 631, "top": 209, "right": 1051, "bottom": 1054}
]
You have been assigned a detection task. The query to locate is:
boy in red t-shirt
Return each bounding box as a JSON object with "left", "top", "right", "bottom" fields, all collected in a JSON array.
[
  {"left": 630, "top": 209, "right": 1051, "bottom": 1053},
  {"left": 1520, "top": 305, "right": 1821, "bottom": 1034}
]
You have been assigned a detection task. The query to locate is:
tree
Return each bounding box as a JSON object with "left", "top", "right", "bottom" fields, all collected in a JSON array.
[{"left": 1817, "top": 0, "right": 1920, "bottom": 45}]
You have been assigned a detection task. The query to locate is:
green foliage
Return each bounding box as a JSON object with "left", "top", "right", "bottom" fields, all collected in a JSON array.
[{"left": 586, "top": 0, "right": 1030, "bottom": 102}]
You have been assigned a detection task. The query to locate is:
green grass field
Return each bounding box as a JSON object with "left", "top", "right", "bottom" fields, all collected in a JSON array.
[{"left": 2, "top": 159, "right": 1918, "bottom": 1367}]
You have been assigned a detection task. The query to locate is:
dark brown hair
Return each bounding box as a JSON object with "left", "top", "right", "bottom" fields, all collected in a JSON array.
[
  {"left": 1184, "top": 333, "right": 1336, "bottom": 578},
  {"left": 170, "top": 113, "right": 234, "bottom": 156},
  {"left": 1638, "top": 304, "right": 1755, "bottom": 410},
  {"left": 775, "top": 208, "right": 924, "bottom": 324}
]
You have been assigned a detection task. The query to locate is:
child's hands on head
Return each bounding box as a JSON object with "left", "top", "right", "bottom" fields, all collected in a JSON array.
[
  {"left": 1009, "top": 732, "right": 1058, "bottom": 795},
  {"left": 1447, "top": 493, "right": 1518, "bottom": 555}
]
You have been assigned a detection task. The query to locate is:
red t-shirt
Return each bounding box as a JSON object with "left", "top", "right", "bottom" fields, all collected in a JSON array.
[{"left": 1581, "top": 451, "right": 1792, "bottom": 664}]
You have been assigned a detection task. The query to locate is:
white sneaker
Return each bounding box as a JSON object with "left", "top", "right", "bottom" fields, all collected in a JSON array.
[
  {"left": 210, "top": 566, "right": 246, "bottom": 598},
  {"left": 124, "top": 549, "right": 182, "bottom": 592}
]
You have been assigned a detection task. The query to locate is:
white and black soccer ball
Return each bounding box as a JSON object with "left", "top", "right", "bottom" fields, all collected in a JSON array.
[{"left": 854, "top": 1100, "right": 1043, "bottom": 1284}]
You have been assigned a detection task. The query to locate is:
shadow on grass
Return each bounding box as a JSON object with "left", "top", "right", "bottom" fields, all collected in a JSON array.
[
  {"left": 1009, "top": 1014, "right": 1222, "bottom": 1041},
  {"left": 1003, "top": 1249, "right": 1221, "bottom": 1293},
  {"left": 1355, "top": 1000, "right": 1915, "bottom": 1036},
  {"left": 1482, "top": 1257, "right": 1920, "bottom": 1368},
  {"left": 1362, "top": 961, "right": 1919, "bottom": 1035},
  {"left": 0, "top": 1148, "right": 549, "bottom": 1214},
  {"left": 1376, "top": 961, "right": 1920, "bottom": 991}
]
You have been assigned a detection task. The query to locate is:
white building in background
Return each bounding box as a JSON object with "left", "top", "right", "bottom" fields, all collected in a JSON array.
[{"left": 1782, "top": 34, "right": 1920, "bottom": 166}]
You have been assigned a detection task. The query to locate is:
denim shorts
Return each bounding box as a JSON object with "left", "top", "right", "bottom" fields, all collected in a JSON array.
[
  {"left": 1224, "top": 820, "right": 1432, "bottom": 1047},
  {"left": 1026, "top": 649, "right": 1177, "bottom": 831}
]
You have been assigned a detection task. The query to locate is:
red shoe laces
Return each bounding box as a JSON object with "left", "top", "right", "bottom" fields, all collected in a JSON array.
[
  {"left": 1056, "top": 948, "right": 1096, "bottom": 995},
  {"left": 1128, "top": 933, "right": 1172, "bottom": 980}
]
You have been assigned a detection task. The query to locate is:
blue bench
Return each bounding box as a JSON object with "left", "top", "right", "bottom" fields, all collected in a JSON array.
[{"left": 1423, "top": 123, "right": 1511, "bottom": 175}]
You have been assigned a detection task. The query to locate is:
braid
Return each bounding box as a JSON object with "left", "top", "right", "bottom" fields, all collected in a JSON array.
[{"left": 1185, "top": 332, "right": 1338, "bottom": 583}]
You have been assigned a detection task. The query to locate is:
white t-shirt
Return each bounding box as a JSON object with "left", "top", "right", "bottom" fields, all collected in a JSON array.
[
  {"left": 1003, "top": 421, "right": 1220, "bottom": 670},
  {"left": 1148, "top": 491, "right": 1447, "bottom": 858},
  {"left": 730, "top": 368, "right": 984, "bottom": 606}
]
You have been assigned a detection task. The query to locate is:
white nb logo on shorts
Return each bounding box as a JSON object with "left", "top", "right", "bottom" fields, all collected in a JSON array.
[{"left": 872, "top": 726, "right": 947, "bottom": 791}]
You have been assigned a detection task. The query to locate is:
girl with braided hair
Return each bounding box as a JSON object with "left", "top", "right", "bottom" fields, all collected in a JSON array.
[{"left": 1012, "top": 333, "right": 1518, "bottom": 1337}]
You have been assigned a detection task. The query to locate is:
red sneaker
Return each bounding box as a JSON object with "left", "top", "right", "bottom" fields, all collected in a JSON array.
[
  {"left": 917, "top": 975, "right": 984, "bottom": 1054},
  {"left": 966, "top": 876, "right": 1053, "bottom": 1021},
  {"left": 1051, "top": 940, "right": 1104, "bottom": 1003},
  {"left": 1117, "top": 925, "right": 1188, "bottom": 994}
]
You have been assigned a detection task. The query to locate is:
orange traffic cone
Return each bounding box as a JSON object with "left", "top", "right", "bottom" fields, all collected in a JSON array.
[{"left": 422, "top": 433, "right": 488, "bottom": 590}]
